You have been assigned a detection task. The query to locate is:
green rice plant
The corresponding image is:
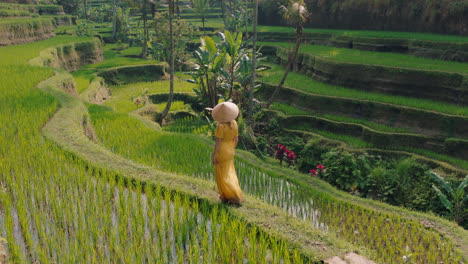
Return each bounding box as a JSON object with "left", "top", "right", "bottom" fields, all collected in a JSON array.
[
  {"left": 261, "top": 42, "right": 468, "bottom": 74},
  {"left": 261, "top": 63, "right": 468, "bottom": 116}
]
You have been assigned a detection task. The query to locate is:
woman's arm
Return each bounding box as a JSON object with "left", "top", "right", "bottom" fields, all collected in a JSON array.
[
  {"left": 212, "top": 137, "right": 222, "bottom": 164},
  {"left": 234, "top": 136, "right": 238, "bottom": 148}
]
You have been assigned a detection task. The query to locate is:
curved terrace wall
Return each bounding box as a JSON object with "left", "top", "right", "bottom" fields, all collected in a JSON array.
[
  {"left": 257, "top": 84, "right": 468, "bottom": 139},
  {"left": 257, "top": 32, "right": 468, "bottom": 62},
  {"left": 0, "top": 18, "right": 56, "bottom": 46},
  {"left": 97, "top": 64, "right": 167, "bottom": 85},
  {"left": 29, "top": 39, "right": 104, "bottom": 71},
  {"left": 264, "top": 45, "right": 468, "bottom": 105}
]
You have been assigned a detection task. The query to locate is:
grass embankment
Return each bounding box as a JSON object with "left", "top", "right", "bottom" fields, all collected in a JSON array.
[
  {"left": 261, "top": 63, "right": 468, "bottom": 116},
  {"left": 0, "top": 17, "right": 57, "bottom": 45},
  {"left": 255, "top": 26, "right": 468, "bottom": 43},
  {"left": 87, "top": 103, "right": 467, "bottom": 263},
  {"left": 0, "top": 33, "right": 315, "bottom": 262},
  {"left": 261, "top": 42, "right": 468, "bottom": 74}
]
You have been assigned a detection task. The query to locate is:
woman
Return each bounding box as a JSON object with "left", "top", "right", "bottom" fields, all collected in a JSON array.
[{"left": 211, "top": 102, "right": 244, "bottom": 205}]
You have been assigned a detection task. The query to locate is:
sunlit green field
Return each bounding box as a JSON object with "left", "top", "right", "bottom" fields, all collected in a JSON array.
[{"left": 1, "top": 2, "right": 467, "bottom": 262}]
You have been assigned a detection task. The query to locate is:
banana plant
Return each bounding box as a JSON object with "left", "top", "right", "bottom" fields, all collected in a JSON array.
[
  {"left": 430, "top": 172, "right": 468, "bottom": 224},
  {"left": 186, "top": 31, "right": 266, "bottom": 109},
  {"left": 219, "top": 30, "right": 246, "bottom": 99},
  {"left": 187, "top": 35, "right": 226, "bottom": 108}
]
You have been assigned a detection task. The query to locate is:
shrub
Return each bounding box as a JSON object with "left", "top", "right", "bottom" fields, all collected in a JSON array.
[
  {"left": 297, "top": 138, "right": 329, "bottom": 173},
  {"left": 321, "top": 149, "right": 373, "bottom": 193},
  {"left": 76, "top": 21, "right": 95, "bottom": 37}
]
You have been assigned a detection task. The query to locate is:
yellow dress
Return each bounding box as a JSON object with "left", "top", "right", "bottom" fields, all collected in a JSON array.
[{"left": 214, "top": 121, "right": 244, "bottom": 204}]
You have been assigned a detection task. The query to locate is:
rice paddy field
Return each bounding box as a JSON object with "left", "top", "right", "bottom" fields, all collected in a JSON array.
[{"left": 0, "top": 1, "right": 467, "bottom": 263}]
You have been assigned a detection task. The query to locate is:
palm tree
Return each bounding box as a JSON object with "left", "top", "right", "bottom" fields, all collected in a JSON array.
[
  {"left": 266, "top": 0, "right": 309, "bottom": 107},
  {"left": 192, "top": 0, "right": 210, "bottom": 35},
  {"left": 248, "top": 0, "right": 258, "bottom": 122},
  {"left": 158, "top": 0, "right": 175, "bottom": 122}
]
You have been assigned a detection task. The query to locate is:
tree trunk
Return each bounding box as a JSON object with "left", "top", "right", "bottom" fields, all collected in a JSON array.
[
  {"left": 220, "top": 0, "right": 227, "bottom": 27},
  {"left": 202, "top": 16, "right": 205, "bottom": 35},
  {"left": 150, "top": 2, "right": 156, "bottom": 18},
  {"left": 159, "top": 0, "right": 175, "bottom": 122},
  {"left": 112, "top": 0, "right": 117, "bottom": 40},
  {"left": 141, "top": 1, "right": 148, "bottom": 58},
  {"left": 244, "top": 0, "right": 249, "bottom": 39},
  {"left": 176, "top": 0, "right": 180, "bottom": 17},
  {"left": 266, "top": 26, "right": 303, "bottom": 108},
  {"left": 84, "top": 0, "right": 88, "bottom": 20},
  {"left": 248, "top": 0, "right": 258, "bottom": 122}
]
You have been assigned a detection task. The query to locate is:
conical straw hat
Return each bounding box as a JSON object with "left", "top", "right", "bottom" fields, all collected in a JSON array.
[{"left": 211, "top": 102, "right": 239, "bottom": 122}]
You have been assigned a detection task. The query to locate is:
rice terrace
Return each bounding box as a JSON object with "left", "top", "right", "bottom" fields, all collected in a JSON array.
[{"left": 0, "top": 0, "right": 467, "bottom": 263}]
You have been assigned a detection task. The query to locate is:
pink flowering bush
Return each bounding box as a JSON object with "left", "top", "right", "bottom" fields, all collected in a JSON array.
[
  {"left": 309, "top": 164, "right": 325, "bottom": 177},
  {"left": 274, "top": 144, "right": 297, "bottom": 167}
]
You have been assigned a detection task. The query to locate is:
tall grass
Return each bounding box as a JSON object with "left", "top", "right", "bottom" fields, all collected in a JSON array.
[
  {"left": 262, "top": 42, "right": 468, "bottom": 74},
  {"left": 88, "top": 104, "right": 465, "bottom": 263},
  {"left": 261, "top": 63, "right": 468, "bottom": 116}
]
